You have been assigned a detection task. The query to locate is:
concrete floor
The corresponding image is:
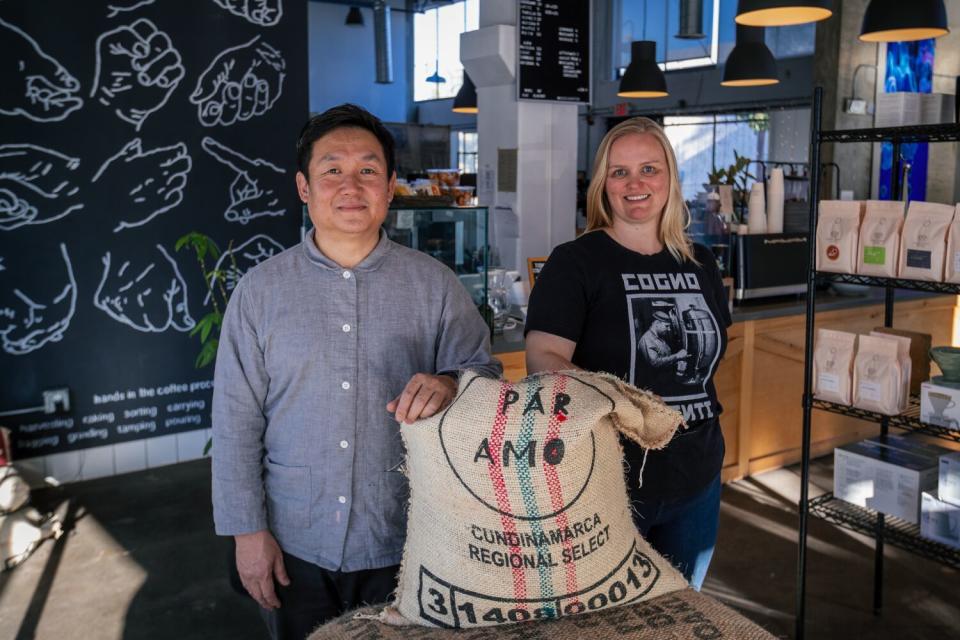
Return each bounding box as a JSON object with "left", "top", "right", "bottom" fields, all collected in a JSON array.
[{"left": 1, "top": 457, "right": 957, "bottom": 640}]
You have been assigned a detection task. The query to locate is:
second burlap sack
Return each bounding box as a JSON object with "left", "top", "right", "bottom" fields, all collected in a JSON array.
[{"left": 388, "top": 371, "right": 687, "bottom": 629}]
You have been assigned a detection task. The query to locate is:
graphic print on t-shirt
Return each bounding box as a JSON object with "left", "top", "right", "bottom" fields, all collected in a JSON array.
[{"left": 625, "top": 274, "right": 721, "bottom": 424}]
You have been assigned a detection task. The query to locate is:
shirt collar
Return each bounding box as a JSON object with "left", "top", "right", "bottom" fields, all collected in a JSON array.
[{"left": 302, "top": 228, "right": 393, "bottom": 272}]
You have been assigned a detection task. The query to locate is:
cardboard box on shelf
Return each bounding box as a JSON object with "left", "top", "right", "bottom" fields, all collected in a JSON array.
[
  {"left": 920, "top": 492, "right": 960, "bottom": 549},
  {"left": 920, "top": 381, "right": 960, "bottom": 431},
  {"left": 940, "top": 452, "right": 960, "bottom": 506},
  {"left": 834, "top": 439, "right": 939, "bottom": 524}
]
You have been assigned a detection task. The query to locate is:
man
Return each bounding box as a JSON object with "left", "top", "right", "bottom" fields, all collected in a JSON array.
[
  {"left": 639, "top": 310, "right": 687, "bottom": 371},
  {"left": 212, "top": 103, "right": 500, "bottom": 640}
]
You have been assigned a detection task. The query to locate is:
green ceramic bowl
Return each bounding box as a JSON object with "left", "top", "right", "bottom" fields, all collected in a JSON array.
[{"left": 930, "top": 346, "right": 960, "bottom": 383}]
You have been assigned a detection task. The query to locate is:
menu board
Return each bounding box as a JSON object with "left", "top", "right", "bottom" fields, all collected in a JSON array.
[
  {"left": 0, "top": 0, "right": 306, "bottom": 459},
  {"left": 517, "top": 0, "right": 591, "bottom": 103}
]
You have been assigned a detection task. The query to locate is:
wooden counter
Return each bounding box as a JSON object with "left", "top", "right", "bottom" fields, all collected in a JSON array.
[{"left": 494, "top": 295, "right": 960, "bottom": 482}]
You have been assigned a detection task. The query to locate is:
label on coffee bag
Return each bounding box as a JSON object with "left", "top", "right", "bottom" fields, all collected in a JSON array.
[
  {"left": 859, "top": 380, "right": 882, "bottom": 402},
  {"left": 906, "top": 249, "right": 932, "bottom": 270},
  {"left": 863, "top": 246, "right": 886, "bottom": 265},
  {"left": 817, "top": 373, "right": 840, "bottom": 394}
]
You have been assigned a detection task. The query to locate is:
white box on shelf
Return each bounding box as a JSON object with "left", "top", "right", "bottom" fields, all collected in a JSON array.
[
  {"left": 920, "top": 492, "right": 960, "bottom": 549},
  {"left": 940, "top": 451, "right": 960, "bottom": 506},
  {"left": 920, "top": 93, "right": 957, "bottom": 125},
  {"left": 874, "top": 434, "right": 953, "bottom": 461},
  {"left": 834, "top": 439, "right": 939, "bottom": 524},
  {"left": 875, "top": 92, "right": 922, "bottom": 128},
  {"left": 920, "top": 381, "right": 960, "bottom": 431}
]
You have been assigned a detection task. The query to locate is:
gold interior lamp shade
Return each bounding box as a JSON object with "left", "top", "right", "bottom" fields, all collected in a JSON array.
[
  {"left": 859, "top": 0, "right": 949, "bottom": 42},
  {"left": 735, "top": 0, "right": 833, "bottom": 27},
  {"left": 618, "top": 41, "right": 669, "bottom": 99}
]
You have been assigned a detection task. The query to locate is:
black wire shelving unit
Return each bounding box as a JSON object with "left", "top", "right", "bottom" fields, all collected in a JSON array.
[
  {"left": 811, "top": 397, "right": 960, "bottom": 444},
  {"left": 808, "top": 493, "right": 960, "bottom": 570},
  {"left": 795, "top": 88, "right": 960, "bottom": 640}
]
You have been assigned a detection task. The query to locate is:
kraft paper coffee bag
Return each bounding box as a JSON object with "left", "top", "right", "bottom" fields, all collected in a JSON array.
[
  {"left": 869, "top": 331, "right": 911, "bottom": 411},
  {"left": 387, "top": 371, "right": 687, "bottom": 628},
  {"left": 853, "top": 335, "right": 903, "bottom": 415},
  {"left": 858, "top": 201, "right": 905, "bottom": 277},
  {"left": 943, "top": 204, "right": 960, "bottom": 283},
  {"left": 898, "top": 201, "right": 954, "bottom": 281},
  {"left": 816, "top": 200, "right": 863, "bottom": 274},
  {"left": 813, "top": 329, "right": 857, "bottom": 405}
]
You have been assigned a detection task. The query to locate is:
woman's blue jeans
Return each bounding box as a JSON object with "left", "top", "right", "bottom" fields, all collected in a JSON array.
[{"left": 630, "top": 473, "right": 722, "bottom": 591}]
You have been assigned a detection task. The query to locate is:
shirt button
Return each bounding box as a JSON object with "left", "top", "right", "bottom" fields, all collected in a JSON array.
[
  {"left": 342, "top": 323, "right": 351, "bottom": 332},
  {"left": 338, "top": 496, "right": 347, "bottom": 504},
  {"left": 342, "top": 271, "right": 352, "bottom": 279},
  {"left": 341, "top": 381, "right": 350, "bottom": 390},
  {"left": 339, "top": 440, "right": 349, "bottom": 449}
]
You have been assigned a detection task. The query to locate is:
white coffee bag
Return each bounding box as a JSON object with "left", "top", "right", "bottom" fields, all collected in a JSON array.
[
  {"left": 869, "top": 331, "right": 912, "bottom": 411},
  {"left": 943, "top": 204, "right": 960, "bottom": 283},
  {"left": 858, "top": 201, "right": 905, "bottom": 277},
  {"left": 898, "top": 201, "right": 954, "bottom": 281},
  {"left": 816, "top": 201, "right": 863, "bottom": 274},
  {"left": 853, "top": 335, "right": 903, "bottom": 415},
  {"left": 813, "top": 329, "right": 857, "bottom": 405}
]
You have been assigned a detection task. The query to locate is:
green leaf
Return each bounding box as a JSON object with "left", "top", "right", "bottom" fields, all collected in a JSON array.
[{"left": 195, "top": 338, "right": 219, "bottom": 368}]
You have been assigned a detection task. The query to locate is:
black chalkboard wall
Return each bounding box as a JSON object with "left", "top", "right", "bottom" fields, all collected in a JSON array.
[{"left": 0, "top": 0, "right": 307, "bottom": 459}]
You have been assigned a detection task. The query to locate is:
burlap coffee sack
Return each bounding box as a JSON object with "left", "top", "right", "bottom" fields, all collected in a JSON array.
[
  {"left": 310, "top": 588, "right": 777, "bottom": 639},
  {"left": 388, "top": 371, "right": 687, "bottom": 628}
]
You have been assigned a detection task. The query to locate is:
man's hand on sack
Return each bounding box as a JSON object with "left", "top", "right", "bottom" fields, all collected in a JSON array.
[
  {"left": 235, "top": 530, "right": 290, "bottom": 610},
  {"left": 387, "top": 373, "right": 457, "bottom": 425}
]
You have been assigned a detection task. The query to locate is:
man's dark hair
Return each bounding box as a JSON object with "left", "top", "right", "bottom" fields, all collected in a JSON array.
[{"left": 296, "top": 103, "right": 396, "bottom": 179}]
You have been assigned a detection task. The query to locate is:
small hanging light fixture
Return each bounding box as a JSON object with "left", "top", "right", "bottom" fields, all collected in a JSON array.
[
  {"left": 722, "top": 25, "right": 778, "bottom": 87},
  {"left": 426, "top": 8, "right": 445, "bottom": 84},
  {"left": 735, "top": 0, "right": 833, "bottom": 27},
  {"left": 677, "top": 0, "right": 706, "bottom": 40},
  {"left": 618, "top": 41, "right": 668, "bottom": 98},
  {"left": 859, "top": 0, "right": 949, "bottom": 43},
  {"left": 452, "top": 73, "right": 478, "bottom": 113},
  {"left": 345, "top": 6, "right": 364, "bottom": 27}
]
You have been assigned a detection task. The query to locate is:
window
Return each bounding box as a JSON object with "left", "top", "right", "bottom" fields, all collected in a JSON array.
[
  {"left": 662, "top": 112, "right": 770, "bottom": 201},
  {"left": 615, "top": 0, "right": 720, "bottom": 76},
  {"left": 457, "top": 131, "right": 478, "bottom": 174},
  {"left": 414, "top": 0, "right": 479, "bottom": 102}
]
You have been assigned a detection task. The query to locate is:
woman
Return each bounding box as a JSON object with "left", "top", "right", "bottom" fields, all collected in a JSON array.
[{"left": 524, "top": 117, "right": 731, "bottom": 590}]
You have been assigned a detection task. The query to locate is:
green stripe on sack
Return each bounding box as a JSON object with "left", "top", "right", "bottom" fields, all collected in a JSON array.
[{"left": 516, "top": 383, "right": 555, "bottom": 606}]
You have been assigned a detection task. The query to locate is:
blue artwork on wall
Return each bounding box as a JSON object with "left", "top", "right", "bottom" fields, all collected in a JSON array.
[{"left": 879, "top": 39, "right": 935, "bottom": 201}]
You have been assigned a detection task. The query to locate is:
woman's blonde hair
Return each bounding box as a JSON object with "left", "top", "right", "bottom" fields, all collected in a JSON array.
[{"left": 586, "top": 117, "right": 695, "bottom": 263}]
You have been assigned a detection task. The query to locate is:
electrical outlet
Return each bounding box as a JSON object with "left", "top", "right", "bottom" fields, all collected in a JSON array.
[{"left": 43, "top": 388, "right": 70, "bottom": 414}]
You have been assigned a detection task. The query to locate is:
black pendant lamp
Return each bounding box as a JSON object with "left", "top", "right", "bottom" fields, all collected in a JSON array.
[
  {"left": 677, "top": 0, "right": 706, "bottom": 40},
  {"left": 345, "top": 6, "right": 363, "bottom": 26},
  {"left": 452, "top": 73, "right": 478, "bottom": 113},
  {"left": 722, "top": 25, "right": 778, "bottom": 87},
  {"left": 860, "top": 0, "right": 949, "bottom": 43},
  {"left": 735, "top": 0, "right": 833, "bottom": 27},
  {"left": 618, "top": 41, "right": 668, "bottom": 99}
]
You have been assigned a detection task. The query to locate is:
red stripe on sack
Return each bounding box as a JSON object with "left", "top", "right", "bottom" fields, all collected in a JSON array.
[
  {"left": 487, "top": 381, "right": 528, "bottom": 603},
  {"left": 543, "top": 375, "right": 580, "bottom": 602}
]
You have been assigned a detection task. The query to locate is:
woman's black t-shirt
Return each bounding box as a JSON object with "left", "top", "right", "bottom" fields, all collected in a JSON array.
[{"left": 524, "top": 230, "right": 732, "bottom": 501}]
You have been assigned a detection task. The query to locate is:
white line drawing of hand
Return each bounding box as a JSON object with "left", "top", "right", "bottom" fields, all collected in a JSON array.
[
  {"left": 190, "top": 36, "right": 285, "bottom": 127},
  {"left": 94, "top": 245, "right": 195, "bottom": 333},
  {"left": 92, "top": 138, "right": 192, "bottom": 232},
  {"left": 211, "top": 0, "right": 284, "bottom": 26},
  {"left": 0, "top": 244, "right": 77, "bottom": 355},
  {"left": 0, "top": 144, "right": 83, "bottom": 230},
  {"left": 106, "top": 0, "right": 156, "bottom": 19},
  {"left": 204, "top": 234, "right": 285, "bottom": 304},
  {"left": 0, "top": 18, "right": 83, "bottom": 122},
  {"left": 201, "top": 137, "right": 286, "bottom": 224},
  {"left": 91, "top": 18, "right": 185, "bottom": 131}
]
